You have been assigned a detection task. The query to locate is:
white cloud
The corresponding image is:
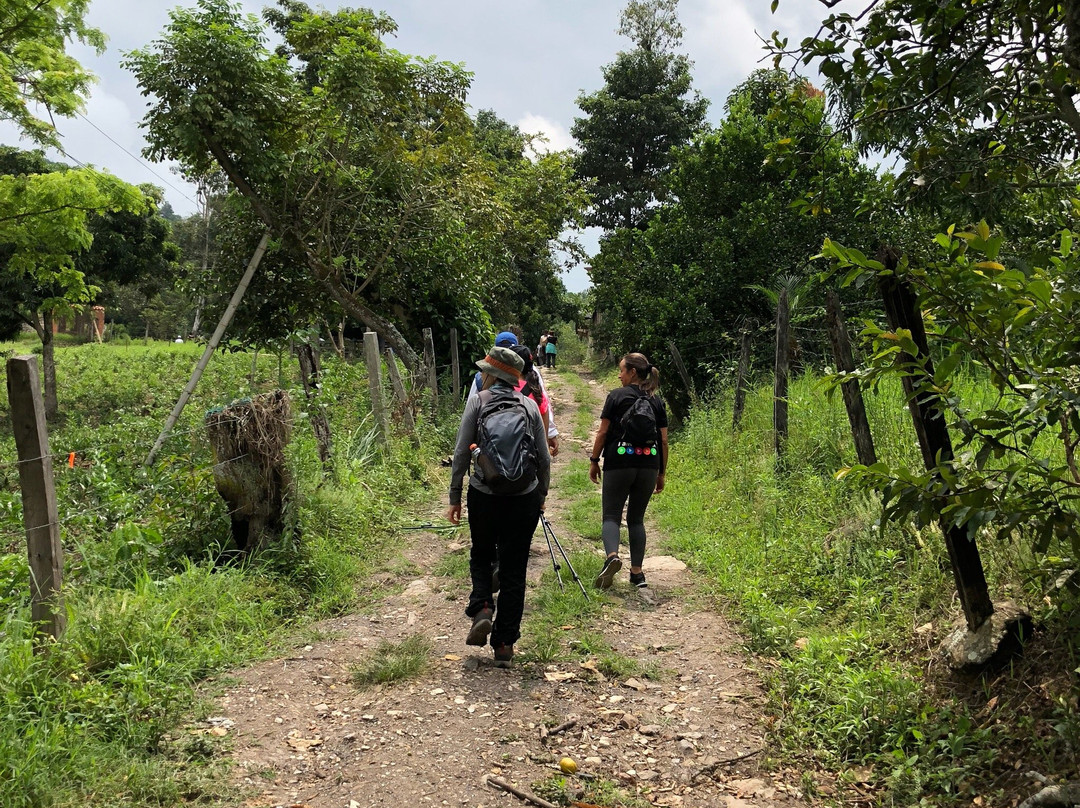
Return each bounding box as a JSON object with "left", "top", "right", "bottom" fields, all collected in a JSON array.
[{"left": 516, "top": 113, "right": 576, "bottom": 155}]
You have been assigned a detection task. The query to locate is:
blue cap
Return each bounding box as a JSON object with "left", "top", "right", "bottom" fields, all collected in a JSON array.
[{"left": 494, "top": 331, "right": 519, "bottom": 347}]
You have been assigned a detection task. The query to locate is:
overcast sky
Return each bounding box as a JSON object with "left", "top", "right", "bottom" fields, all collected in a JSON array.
[{"left": 2, "top": 0, "right": 832, "bottom": 292}]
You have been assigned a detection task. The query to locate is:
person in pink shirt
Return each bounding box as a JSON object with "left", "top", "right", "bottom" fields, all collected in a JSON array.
[{"left": 511, "top": 345, "right": 550, "bottom": 437}]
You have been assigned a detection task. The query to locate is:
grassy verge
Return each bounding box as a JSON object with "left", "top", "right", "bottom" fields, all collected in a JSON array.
[
  {"left": 0, "top": 341, "right": 451, "bottom": 807},
  {"left": 653, "top": 371, "right": 1080, "bottom": 805}
]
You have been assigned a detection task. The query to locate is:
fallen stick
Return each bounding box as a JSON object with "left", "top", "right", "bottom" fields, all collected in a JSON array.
[
  {"left": 539, "top": 717, "right": 577, "bottom": 744},
  {"left": 691, "top": 747, "right": 763, "bottom": 783},
  {"left": 485, "top": 775, "right": 560, "bottom": 808}
]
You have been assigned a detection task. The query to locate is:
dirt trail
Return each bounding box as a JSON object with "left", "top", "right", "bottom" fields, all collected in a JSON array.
[{"left": 211, "top": 367, "right": 806, "bottom": 808}]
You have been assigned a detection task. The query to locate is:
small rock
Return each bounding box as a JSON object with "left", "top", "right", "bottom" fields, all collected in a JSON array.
[
  {"left": 623, "top": 678, "right": 647, "bottom": 692},
  {"left": 678, "top": 740, "right": 696, "bottom": 755},
  {"left": 619, "top": 713, "right": 640, "bottom": 730},
  {"left": 639, "top": 770, "right": 659, "bottom": 781},
  {"left": 639, "top": 725, "right": 662, "bottom": 736}
]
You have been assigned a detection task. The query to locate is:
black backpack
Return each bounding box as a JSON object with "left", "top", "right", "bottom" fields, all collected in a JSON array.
[
  {"left": 620, "top": 390, "right": 658, "bottom": 447},
  {"left": 473, "top": 389, "right": 539, "bottom": 494}
]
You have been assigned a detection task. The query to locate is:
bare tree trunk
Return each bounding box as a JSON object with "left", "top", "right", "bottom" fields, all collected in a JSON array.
[{"left": 190, "top": 296, "right": 204, "bottom": 338}]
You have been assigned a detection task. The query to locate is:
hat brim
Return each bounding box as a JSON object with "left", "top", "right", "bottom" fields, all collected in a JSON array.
[{"left": 476, "top": 358, "right": 519, "bottom": 386}]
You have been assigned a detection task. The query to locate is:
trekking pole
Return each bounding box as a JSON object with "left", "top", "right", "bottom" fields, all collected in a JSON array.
[
  {"left": 541, "top": 515, "right": 564, "bottom": 589},
  {"left": 541, "top": 515, "right": 589, "bottom": 600}
]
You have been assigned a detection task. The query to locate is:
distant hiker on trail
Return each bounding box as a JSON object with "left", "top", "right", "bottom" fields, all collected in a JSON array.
[
  {"left": 537, "top": 332, "right": 547, "bottom": 362},
  {"left": 588, "top": 352, "right": 668, "bottom": 591},
  {"left": 544, "top": 330, "right": 558, "bottom": 368},
  {"left": 446, "top": 345, "right": 550, "bottom": 667},
  {"left": 468, "top": 330, "right": 560, "bottom": 457}
]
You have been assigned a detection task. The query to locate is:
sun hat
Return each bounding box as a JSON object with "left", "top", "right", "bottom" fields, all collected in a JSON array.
[
  {"left": 476, "top": 345, "right": 524, "bottom": 385},
  {"left": 494, "top": 331, "right": 519, "bottom": 347}
]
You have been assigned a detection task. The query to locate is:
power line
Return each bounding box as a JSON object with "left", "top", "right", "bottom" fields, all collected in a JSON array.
[{"left": 73, "top": 111, "right": 199, "bottom": 208}]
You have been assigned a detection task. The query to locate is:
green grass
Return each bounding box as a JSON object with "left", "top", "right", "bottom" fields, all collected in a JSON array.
[
  {"left": 351, "top": 634, "right": 432, "bottom": 687},
  {"left": 652, "top": 370, "right": 1080, "bottom": 804},
  {"left": 0, "top": 340, "right": 453, "bottom": 807}
]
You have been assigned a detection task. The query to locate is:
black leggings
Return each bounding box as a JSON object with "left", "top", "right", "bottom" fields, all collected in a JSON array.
[
  {"left": 601, "top": 466, "right": 659, "bottom": 568},
  {"left": 466, "top": 487, "right": 542, "bottom": 647}
]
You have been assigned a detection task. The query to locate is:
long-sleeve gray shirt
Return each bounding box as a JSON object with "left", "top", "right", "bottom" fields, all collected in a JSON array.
[{"left": 449, "top": 381, "right": 550, "bottom": 506}]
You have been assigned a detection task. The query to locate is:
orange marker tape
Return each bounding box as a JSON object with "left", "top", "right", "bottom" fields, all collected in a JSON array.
[{"left": 67, "top": 452, "right": 75, "bottom": 468}]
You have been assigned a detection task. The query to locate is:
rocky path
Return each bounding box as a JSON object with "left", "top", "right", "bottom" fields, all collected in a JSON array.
[{"left": 209, "top": 367, "right": 807, "bottom": 808}]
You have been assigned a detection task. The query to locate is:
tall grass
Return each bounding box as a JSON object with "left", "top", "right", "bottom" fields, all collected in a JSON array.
[
  {"left": 0, "top": 340, "right": 450, "bottom": 807},
  {"left": 654, "top": 370, "right": 1080, "bottom": 803}
]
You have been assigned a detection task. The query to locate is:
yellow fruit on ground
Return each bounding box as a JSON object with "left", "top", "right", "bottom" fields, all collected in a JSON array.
[{"left": 559, "top": 757, "right": 578, "bottom": 774}]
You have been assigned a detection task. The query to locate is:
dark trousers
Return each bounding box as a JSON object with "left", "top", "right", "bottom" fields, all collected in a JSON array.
[
  {"left": 466, "top": 486, "right": 542, "bottom": 647},
  {"left": 601, "top": 466, "right": 659, "bottom": 568}
]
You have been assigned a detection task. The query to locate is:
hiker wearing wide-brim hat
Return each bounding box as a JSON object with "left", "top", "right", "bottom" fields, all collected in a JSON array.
[
  {"left": 475, "top": 346, "right": 524, "bottom": 385},
  {"left": 445, "top": 345, "right": 550, "bottom": 668}
]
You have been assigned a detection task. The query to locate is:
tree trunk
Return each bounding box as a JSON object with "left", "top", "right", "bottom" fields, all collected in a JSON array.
[
  {"left": 39, "top": 311, "right": 58, "bottom": 422},
  {"left": 190, "top": 295, "right": 204, "bottom": 338},
  {"left": 878, "top": 261, "right": 994, "bottom": 631}
]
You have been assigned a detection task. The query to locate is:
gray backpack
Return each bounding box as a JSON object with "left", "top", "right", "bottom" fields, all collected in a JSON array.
[{"left": 473, "top": 389, "right": 538, "bottom": 494}]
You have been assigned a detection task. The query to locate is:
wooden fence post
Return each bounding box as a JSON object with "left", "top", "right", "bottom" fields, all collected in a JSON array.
[
  {"left": 668, "top": 341, "right": 695, "bottom": 402},
  {"left": 879, "top": 270, "right": 994, "bottom": 631},
  {"left": 364, "top": 331, "right": 388, "bottom": 447},
  {"left": 773, "top": 288, "right": 790, "bottom": 457},
  {"left": 733, "top": 323, "right": 753, "bottom": 430},
  {"left": 450, "top": 327, "right": 461, "bottom": 401},
  {"left": 6, "top": 355, "right": 66, "bottom": 642},
  {"left": 825, "top": 289, "right": 877, "bottom": 466},
  {"left": 385, "top": 348, "right": 420, "bottom": 448},
  {"left": 296, "top": 341, "right": 332, "bottom": 466},
  {"left": 423, "top": 327, "right": 439, "bottom": 412}
]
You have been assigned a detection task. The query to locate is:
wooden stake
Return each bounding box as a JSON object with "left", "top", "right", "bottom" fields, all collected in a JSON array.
[
  {"left": 385, "top": 348, "right": 419, "bottom": 448},
  {"left": 450, "top": 327, "right": 461, "bottom": 401},
  {"left": 423, "top": 327, "right": 439, "bottom": 412},
  {"left": 145, "top": 229, "right": 272, "bottom": 466},
  {"left": 773, "top": 288, "right": 790, "bottom": 457},
  {"left": 6, "top": 355, "right": 65, "bottom": 642},
  {"left": 363, "top": 331, "right": 388, "bottom": 447},
  {"left": 825, "top": 289, "right": 877, "bottom": 466},
  {"left": 668, "top": 340, "right": 695, "bottom": 402},
  {"left": 732, "top": 323, "right": 752, "bottom": 430}
]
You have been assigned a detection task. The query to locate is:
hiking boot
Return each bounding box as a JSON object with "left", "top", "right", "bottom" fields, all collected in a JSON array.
[
  {"left": 466, "top": 608, "right": 493, "bottom": 646},
  {"left": 594, "top": 555, "right": 622, "bottom": 589},
  {"left": 630, "top": 572, "right": 647, "bottom": 589},
  {"left": 493, "top": 644, "right": 514, "bottom": 667},
  {"left": 491, "top": 563, "right": 500, "bottom": 594}
]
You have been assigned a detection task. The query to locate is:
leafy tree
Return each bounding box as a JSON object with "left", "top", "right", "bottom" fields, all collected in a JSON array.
[
  {"left": 572, "top": 0, "right": 708, "bottom": 231},
  {"left": 81, "top": 186, "right": 182, "bottom": 333},
  {"left": 590, "top": 70, "right": 880, "bottom": 409},
  {"left": 0, "top": 149, "right": 146, "bottom": 417},
  {"left": 126, "top": 0, "right": 517, "bottom": 373},
  {"left": 0, "top": 0, "right": 104, "bottom": 145},
  {"left": 772, "top": 0, "right": 1080, "bottom": 223},
  {"left": 471, "top": 110, "right": 589, "bottom": 344}
]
